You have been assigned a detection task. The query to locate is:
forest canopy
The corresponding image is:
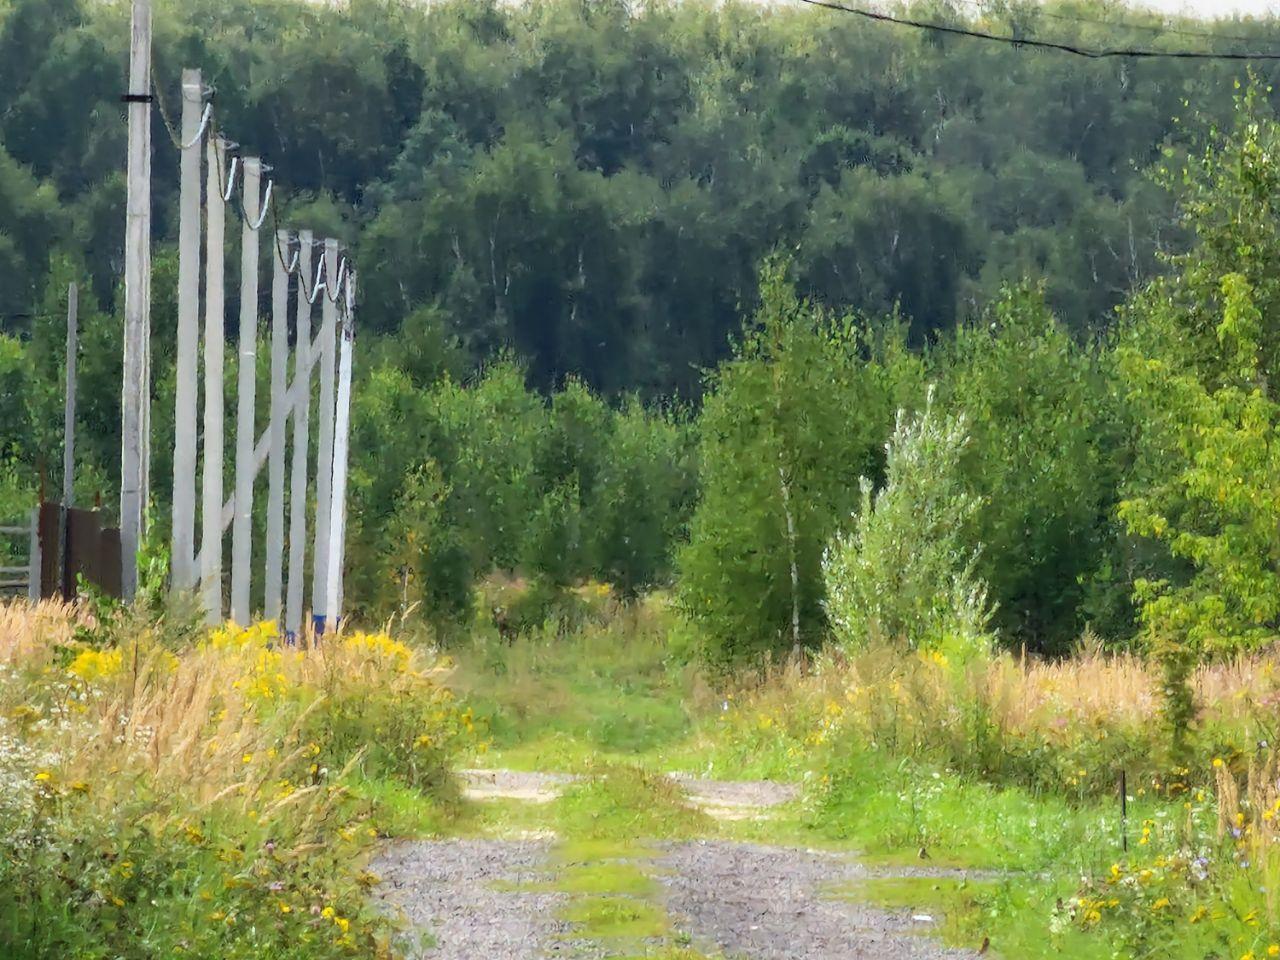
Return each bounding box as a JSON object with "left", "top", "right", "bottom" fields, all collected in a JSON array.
[{"left": 3, "top": 0, "right": 1275, "bottom": 392}]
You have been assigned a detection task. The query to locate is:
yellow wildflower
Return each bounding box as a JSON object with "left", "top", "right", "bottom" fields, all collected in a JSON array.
[
  {"left": 343, "top": 632, "right": 415, "bottom": 673},
  {"left": 68, "top": 647, "right": 124, "bottom": 683}
]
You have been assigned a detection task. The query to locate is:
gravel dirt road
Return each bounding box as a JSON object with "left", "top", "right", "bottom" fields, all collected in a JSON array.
[{"left": 375, "top": 773, "right": 979, "bottom": 959}]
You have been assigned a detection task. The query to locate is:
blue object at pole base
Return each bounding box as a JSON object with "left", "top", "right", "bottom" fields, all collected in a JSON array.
[{"left": 312, "top": 615, "right": 341, "bottom": 638}]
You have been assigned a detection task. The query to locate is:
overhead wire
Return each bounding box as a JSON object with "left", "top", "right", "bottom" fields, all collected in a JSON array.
[
  {"left": 326, "top": 257, "right": 350, "bottom": 305},
  {"left": 151, "top": 63, "right": 357, "bottom": 304},
  {"left": 180, "top": 104, "right": 215, "bottom": 151},
  {"left": 150, "top": 58, "right": 184, "bottom": 148},
  {"left": 796, "top": 0, "right": 1280, "bottom": 60},
  {"left": 303, "top": 258, "right": 329, "bottom": 305},
  {"left": 221, "top": 155, "right": 240, "bottom": 202},
  {"left": 247, "top": 179, "right": 274, "bottom": 231}
]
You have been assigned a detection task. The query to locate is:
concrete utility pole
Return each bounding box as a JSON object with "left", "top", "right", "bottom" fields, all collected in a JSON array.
[
  {"left": 325, "top": 274, "right": 356, "bottom": 627},
  {"left": 63, "top": 283, "right": 78, "bottom": 509},
  {"left": 264, "top": 229, "right": 290, "bottom": 622},
  {"left": 230, "top": 158, "right": 262, "bottom": 626},
  {"left": 171, "top": 68, "right": 204, "bottom": 592},
  {"left": 201, "top": 137, "right": 229, "bottom": 623},
  {"left": 120, "top": 0, "right": 152, "bottom": 601},
  {"left": 311, "top": 239, "right": 339, "bottom": 633},
  {"left": 285, "top": 232, "right": 314, "bottom": 638}
]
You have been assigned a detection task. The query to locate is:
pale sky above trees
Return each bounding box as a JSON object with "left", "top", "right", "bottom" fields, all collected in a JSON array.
[{"left": 1136, "top": 0, "right": 1278, "bottom": 15}]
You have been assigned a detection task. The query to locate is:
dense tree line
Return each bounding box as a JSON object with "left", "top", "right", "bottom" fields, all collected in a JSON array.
[{"left": 3, "top": 0, "right": 1276, "bottom": 393}]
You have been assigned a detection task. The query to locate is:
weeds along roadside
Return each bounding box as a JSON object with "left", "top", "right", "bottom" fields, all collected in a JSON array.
[
  {"left": 443, "top": 588, "right": 1280, "bottom": 956},
  {"left": 0, "top": 601, "right": 472, "bottom": 959},
  {"left": 698, "top": 641, "right": 1280, "bottom": 958}
]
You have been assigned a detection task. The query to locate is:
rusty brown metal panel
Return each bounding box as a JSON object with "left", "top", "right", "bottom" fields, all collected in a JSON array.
[
  {"left": 65, "top": 508, "right": 103, "bottom": 600},
  {"left": 38, "top": 503, "right": 61, "bottom": 600},
  {"left": 97, "top": 528, "right": 123, "bottom": 599}
]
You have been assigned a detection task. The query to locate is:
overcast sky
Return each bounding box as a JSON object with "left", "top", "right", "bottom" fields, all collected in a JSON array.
[{"left": 1132, "top": 0, "right": 1279, "bottom": 15}]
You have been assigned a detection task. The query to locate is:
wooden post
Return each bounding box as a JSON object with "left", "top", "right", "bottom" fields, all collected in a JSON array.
[
  {"left": 230, "top": 158, "right": 262, "bottom": 626},
  {"left": 26, "top": 506, "right": 40, "bottom": 603},
  {"left": 200, "top": 137, "right": 228, "bottom": 624},
  {"left": 285, "top": 231, "right": 314, "bottom": 638},
  {"left": 120, "top": 0, "right": 152, "bottom": 602},
  {"left": 311, "top": 240, "right": 338, "bottom": 632},
  {"left": 63, "top": 283, "right": 78, "bottom": 508},
  {"left": 171, "top": 68, "right": 203, "bottom": 592},
  {"left": 325, "top": 273, "right": 355, "bottom": 627},
  {"left": 61, "top": 282, "right": 79, "bottom": 600},
  {"left": 264, "top": 229, "right": 290, "bottom": 622}
]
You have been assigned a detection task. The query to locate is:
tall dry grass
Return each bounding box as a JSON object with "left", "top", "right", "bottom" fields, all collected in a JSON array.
[
  {"left": 707, "top": 641, "right": 1280, "bottom": 791},
  {"left": 0, "top": 600, "right": 467, "bottom": 958}
]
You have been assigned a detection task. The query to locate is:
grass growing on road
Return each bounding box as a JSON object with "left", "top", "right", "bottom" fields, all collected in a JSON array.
[
  {"left": 556, "top": 765, "right": 712, "bottom": 841},
  {"left": 453, "top": 596, "right": 706, "bottom": 772},
  {"left": 450, "top": 603, "right": 1280, "bottom": 959}
]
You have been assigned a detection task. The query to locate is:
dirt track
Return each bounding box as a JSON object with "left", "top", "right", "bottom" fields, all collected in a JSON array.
[{"left": 376, "top": 772, "right": 978, "bottom": 959}]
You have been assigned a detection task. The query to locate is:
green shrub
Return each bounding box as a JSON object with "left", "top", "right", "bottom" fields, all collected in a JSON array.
[{"left": 823, "top": 389, "right": 992, "bottom": 658}]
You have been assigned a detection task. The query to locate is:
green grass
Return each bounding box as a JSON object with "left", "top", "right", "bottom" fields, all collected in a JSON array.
[
  {"left": 559, "top": 895, "right": 671, "bottom": 940},
  {"left": 554, "top": 765, "right": 712, "bottom": 841},
  {"left": 847, "top": 874, "right": 1123, "bottom": 960},
  {"left": 550, "top": 861, "right": 659, "bottom": 895},
  {"left": 814, "top": 748, "right": 1138, "bottom": 872},
  {"left": 441, "top": 610, "right": 1187, "bottom": 960},
  {"left": 842, "top": 876, "right": 994, "bottom": 949},
  {"left": 554, "top": 837, "right": 660, "bottom": 863},
  {"left": 348, "top": 774, "right": 455, "bottom": 838},
  {"left": 452, "top": 613, "right": 705, "bottom": 771},
  {"left": 494, "top": 860, "right": 659, "bottom": 896}
]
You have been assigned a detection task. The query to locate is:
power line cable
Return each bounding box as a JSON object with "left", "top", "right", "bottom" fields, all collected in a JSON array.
[
  {"left": 152, "top": 71, "right": 351, "bottom": 300},
  {"left": 797, "top": 0, "right": 1280, "bottom": 60},
  {"left": 180, "top": 104, "right": 214, "bottom": 150},
  {"left": 247, "top": 179, "right": 274, "bottom": 231}
]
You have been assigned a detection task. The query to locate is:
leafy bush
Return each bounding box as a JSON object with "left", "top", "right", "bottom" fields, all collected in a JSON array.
[{"left": 823, "top": 389, "right": 992, "bottom": 658}]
